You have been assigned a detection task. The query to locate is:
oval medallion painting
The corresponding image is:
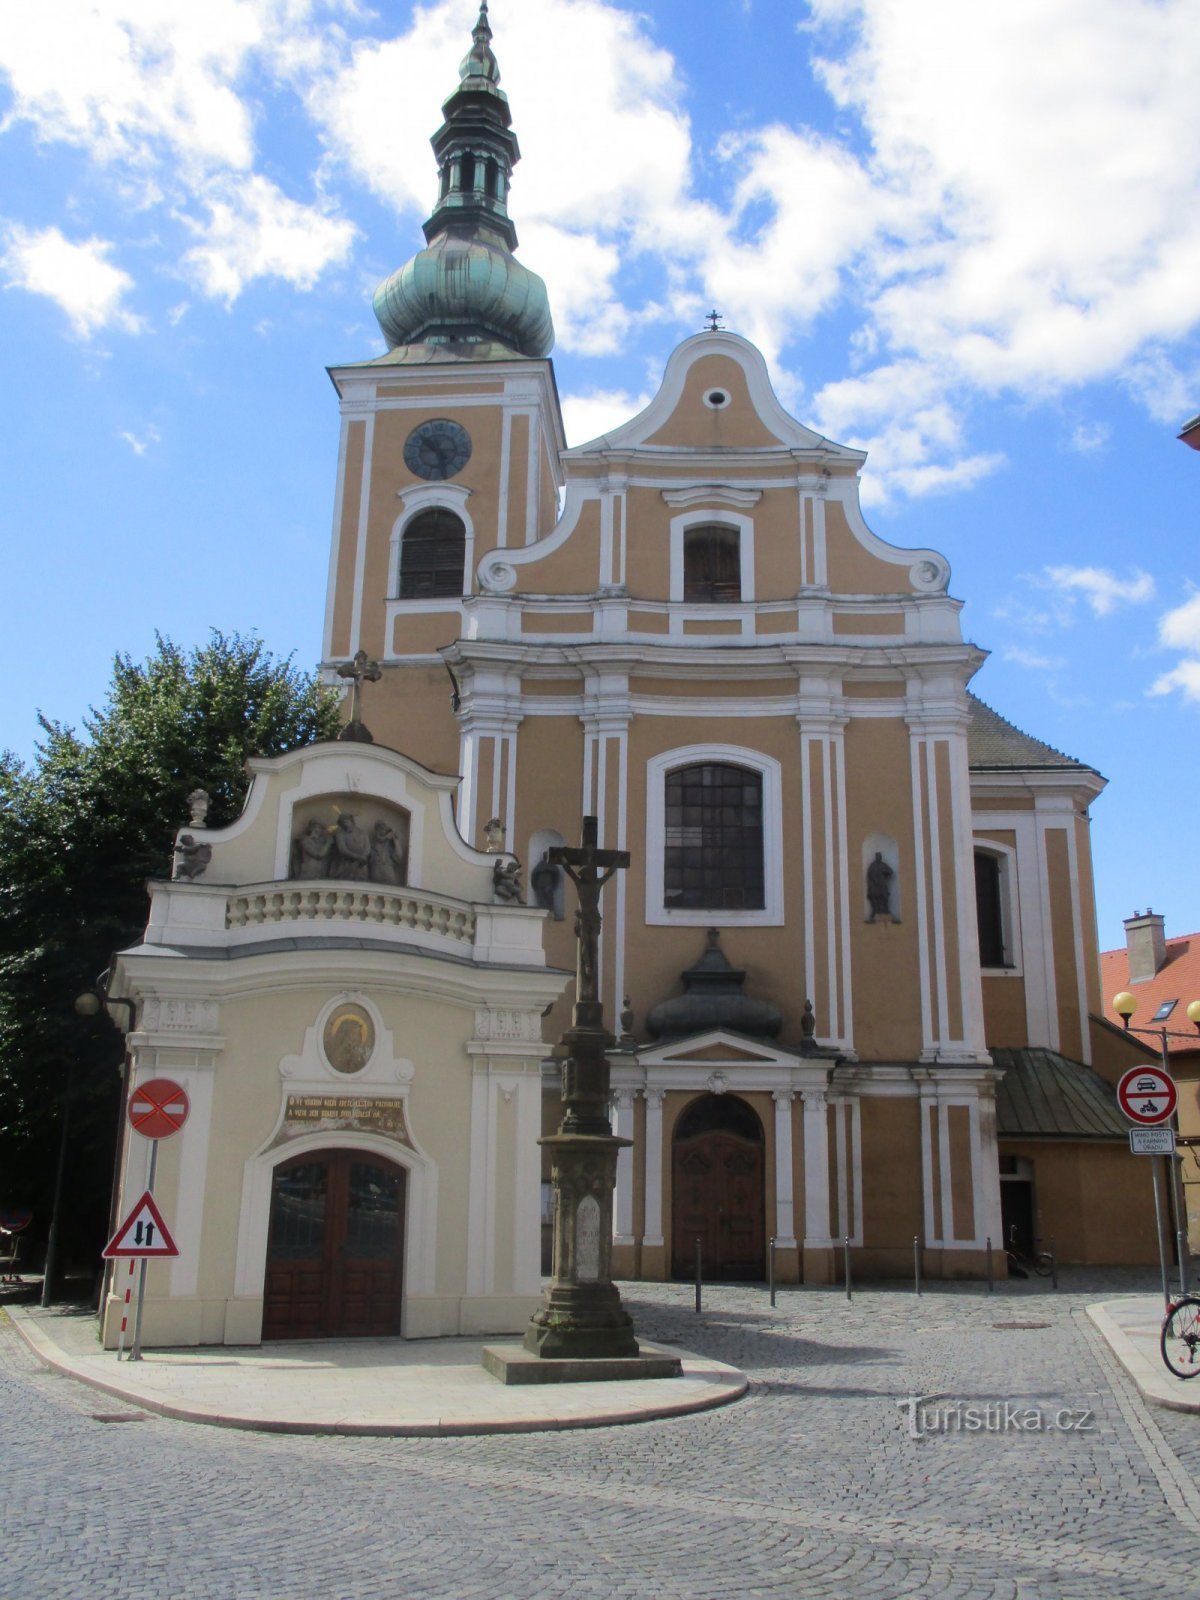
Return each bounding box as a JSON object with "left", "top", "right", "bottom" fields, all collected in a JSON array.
[{"left": 323, "top": 1004, "right": 375, "bottom": 1074}]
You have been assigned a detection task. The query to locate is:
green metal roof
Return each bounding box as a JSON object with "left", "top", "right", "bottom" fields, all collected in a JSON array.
[{"left": 992, "top": 1047, "right": 1129, "bottom": 1140}]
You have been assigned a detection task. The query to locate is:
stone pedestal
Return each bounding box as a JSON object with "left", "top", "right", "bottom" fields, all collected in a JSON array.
[{"left": 523, "top": 1129, "right": 639, "bottom": 1360}]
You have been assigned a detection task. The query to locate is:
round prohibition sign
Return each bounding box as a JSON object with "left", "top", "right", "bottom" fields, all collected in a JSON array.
[
  {"left": 1116, "top": 1065, "right": 1177, "bottom": 1127},
  {"left": 128, "top": 1077, "right": 190, "bottom": 1140}
]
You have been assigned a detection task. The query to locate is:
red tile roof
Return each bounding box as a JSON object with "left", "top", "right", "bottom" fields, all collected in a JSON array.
[{"left": 1099, "top": 933, "right": 1200, "bottom": 1060}]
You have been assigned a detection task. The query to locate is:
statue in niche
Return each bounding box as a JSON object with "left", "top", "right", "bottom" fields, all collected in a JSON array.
[
  {"left": 332, "top": 813, "right": 371, "bottom": 880},
  {"left": 174, "top": 834, "right": 212, "bottom": 881},
  {"left": 493, "top": 857, "right": 524, "bottom": 904},
  {"left": 866, "top": 851, "right": 894, "bottom": 921},
  {"left": 368, "top": 820, "right": 407, "bottom": 886},
  {"left": 291, "top": 818, "right": 334, "bottom": 879},
  {"left": 530, "top": 852, "right": 562, "bottom": 917}
]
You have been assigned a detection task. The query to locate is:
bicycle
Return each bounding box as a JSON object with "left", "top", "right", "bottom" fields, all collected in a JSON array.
[
  {"left": 1160, "top": 1295, "right": 1200, "bottom": 1379},
  {"left": 1005, "top": 1226, "right": 1054, "bottom": 1280}
]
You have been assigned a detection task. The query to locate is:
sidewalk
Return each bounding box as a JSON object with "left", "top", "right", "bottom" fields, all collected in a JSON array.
[
  {"left": 5, "top": 1303, "right": 747, "bottom": 1437},
  {"left": 1087, "top": 1295, "right": 1200, "bottom": 1413}
]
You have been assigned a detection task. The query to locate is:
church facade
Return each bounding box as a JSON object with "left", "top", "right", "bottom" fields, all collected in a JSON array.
[
  {"left": 103, "top": 6, "right": 1159, "bottom": 1349},
  {"left": 312, "top": 5, "right": 1157, "bottom": 1287}
]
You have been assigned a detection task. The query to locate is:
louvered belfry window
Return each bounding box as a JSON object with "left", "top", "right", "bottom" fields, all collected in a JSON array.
[
  {"left": 664, "top": 763, "right": 764, "bottom": 909},
  {"left": 398, "top": 508, "right": 466, "bottom": 599},
  {"left": 683, "top": 525, "right": 741, "bottom": 601}
]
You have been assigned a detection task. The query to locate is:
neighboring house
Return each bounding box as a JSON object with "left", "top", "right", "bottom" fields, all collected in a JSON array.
[{"left": 1101, "top": 913, "right": 1200, "bottom": 1249}]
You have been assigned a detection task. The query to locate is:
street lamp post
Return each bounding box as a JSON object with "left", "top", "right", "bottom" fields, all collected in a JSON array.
[
  {"left": 71, "top": 978, "right": 136, "bottom": 1313},
  {"left": 1112, "top": 991, "right": 1200, "bottom": 1295}
]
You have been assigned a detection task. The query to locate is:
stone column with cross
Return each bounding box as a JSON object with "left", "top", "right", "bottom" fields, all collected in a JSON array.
[
  {"left": 336, "top": 649, "right": 383, "bottom": 743},
  {"left": 523, "top": 816, "right": 640, "bottom": 1360}
]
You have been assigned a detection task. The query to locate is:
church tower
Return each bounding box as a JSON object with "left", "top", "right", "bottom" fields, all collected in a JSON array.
[{"left": 323, "top": 1, "right": 565, "bottom": 777}]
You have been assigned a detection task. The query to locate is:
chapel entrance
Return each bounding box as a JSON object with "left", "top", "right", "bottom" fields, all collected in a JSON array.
[
  {"left": 671, "top": 1093, "right": 765, "bottom": 1280},
  {"left": 262, "top": 1149, "right": 406, "bottom": 1339}
]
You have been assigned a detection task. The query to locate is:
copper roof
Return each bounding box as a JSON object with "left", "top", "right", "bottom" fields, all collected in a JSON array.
[
  {"left": 993, "top": 1048, "right": 1130, "bottom": 1140},
  {"left": 967, "top": 695, "right": 1098, "bottom": 774}
]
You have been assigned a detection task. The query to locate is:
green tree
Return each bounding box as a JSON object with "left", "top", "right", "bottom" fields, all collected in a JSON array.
[{"left": 0, "top": 632, "right": 340, "bottom": 1281}]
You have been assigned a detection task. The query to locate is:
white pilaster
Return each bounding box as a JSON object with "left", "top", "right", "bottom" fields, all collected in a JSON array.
[
  {"left": 613, "top": 1088, "right": 635, "bottom": 1243},
  {"left": 772, "top": 1089, "right": 797, "bottom": 1248},
  {"left": 643, "top": 1088, "right": 665, "bottom": 1247},
  {"left": 801, "top": 1089, "right": 832, "bottom": 1247}
]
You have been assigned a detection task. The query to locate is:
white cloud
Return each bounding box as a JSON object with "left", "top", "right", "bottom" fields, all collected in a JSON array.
[
  {"left": 0, "top": 1, "right": 355, "bottom": 300},
  {"left": 1069, "top": 422, "right": 1111, "bottom": 455},
  {"left": 1150, "top": 660, "right": 1200, "bottom": 703},
  {"left": 1042, "top": 565, "right": 1156, "bottom": 617},
  {"left": 1159, "top": 592, "right": 1200, "bottom": 654},
  {"left": 180, "top": 175, "right": 355, "bottom": 302},
  {"left": 1003, "top": 646, "right": 1064, "bottom": 671},
  {"left": 118, "top": 425, "right": 160, "bottom": 455},
  {"left": 0, "top": 223, "right": 142, "bottom": 335},
  {"left": 561, "top": 388, "right": 654, "bottom": 449}
]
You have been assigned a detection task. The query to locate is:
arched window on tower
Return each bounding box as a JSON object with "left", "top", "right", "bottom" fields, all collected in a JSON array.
[
  {"left": 683, "top": 524, "right": 741, "bottom": 602},
  {"left": 664, "top": 762, "right": 764, "bottom": 910},
  {"left": 398, "top": 508, "right": 467, "bottom": 600}
]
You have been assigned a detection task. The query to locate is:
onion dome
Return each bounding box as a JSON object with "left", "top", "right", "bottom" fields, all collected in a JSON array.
[
  {"left": 373, "top": 3, "right": 554, "bottom": 359},
  {"left": 646, "top": 929, "right": 783, "bottom": 1041}
]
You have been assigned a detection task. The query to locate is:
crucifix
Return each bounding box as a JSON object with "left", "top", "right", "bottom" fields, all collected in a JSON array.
[
  {"left": 522, "top": 814, "right": 640, "bottom": 1360},
  {"left": 549, "top": 815, "right": 629, "bottom": 1033},
  {"left": 336, "top": 649, "right": 383, "bottom": 742},
  {"left": 705, "top": 307, "right": 723, "bottom": 331}
]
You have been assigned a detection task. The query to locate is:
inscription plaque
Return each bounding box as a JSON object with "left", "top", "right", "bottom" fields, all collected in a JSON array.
[{"left": 575, "top": 1194, "right": 601, "bottom": 1282}]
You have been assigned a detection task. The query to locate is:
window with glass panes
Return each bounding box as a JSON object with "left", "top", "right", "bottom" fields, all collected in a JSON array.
[
  {"left": 664, "top": 763, "right": 764, "bottom": 909},
  {"left": 682, "top": 525, "right": 741, "bottom": 601},
  {"left": 398, "top": 507, "right": 466, "bottom": 599}
]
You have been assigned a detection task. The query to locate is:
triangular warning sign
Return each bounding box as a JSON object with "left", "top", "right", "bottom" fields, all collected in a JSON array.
[{"left": 102, "top": 1190, "right": 180, "bottom": 1258}]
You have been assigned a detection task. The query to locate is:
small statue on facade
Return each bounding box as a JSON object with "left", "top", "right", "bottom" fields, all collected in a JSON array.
[
  {"left": 800, "top": 998, "right": 817, "bottom": 1054},
  {"left": 368, "top": 820, "right": 407, "bottom": 886},
  {"left": 866, "top": 851, "right": 894, "bottom": 921},
  {"left": 492, "top": 856, "right": 524, "bottom": 904},
  {"left": 291, "top": 818, "right": 334, "bottom": 879},
  {"left": 482, "top": 817, "right": 506, "bottom": 854},
  {"left": 186, "top": 789, "right": 210, "bottom": 828},
  {"left": 530, "top": 851, "right": 562, "bottom": 917},
  {"left": 174, "top": 834, "right": 212, "bottom": 881},
  {"left": 619, "top": 994, "right": 635, "bottom": 1042},
  {"left": 332, "top": 813, "right": 371, "bottom": 880}
]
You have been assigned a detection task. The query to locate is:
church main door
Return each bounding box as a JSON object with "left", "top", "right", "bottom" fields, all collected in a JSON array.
[
  {"left": 263, "top": 1149, "right": 406, "bottom": 1339},
  {"left": 671, "top": 1093, "right": 765, "bottom": 1281}
]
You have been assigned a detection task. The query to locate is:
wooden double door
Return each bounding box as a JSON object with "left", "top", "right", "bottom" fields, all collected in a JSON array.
[
  {"left": 263, "top": 1149, "right": 406, "bottom": 1340},
  {"left": 672, "top": 1094, "right": 765, "bottom": 1281}
]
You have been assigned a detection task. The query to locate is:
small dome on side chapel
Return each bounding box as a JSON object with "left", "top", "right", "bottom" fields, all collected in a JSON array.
[{"left": 373, "top": 3, "right": 555, "bottom": 360}]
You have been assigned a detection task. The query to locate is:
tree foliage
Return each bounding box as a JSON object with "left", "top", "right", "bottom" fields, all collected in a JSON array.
[{"left": 0, "top": 632, "right": 340, "bottom": 1272}]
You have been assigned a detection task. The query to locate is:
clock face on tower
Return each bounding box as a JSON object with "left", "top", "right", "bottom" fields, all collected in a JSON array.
[{"left": 403, "top": 418, "right": 472, "bottom": 481}]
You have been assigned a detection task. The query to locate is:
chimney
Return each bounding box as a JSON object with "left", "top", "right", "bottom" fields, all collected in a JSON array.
[{"left": 1124, "top": 908, "right": 1167, "bottom": 983}]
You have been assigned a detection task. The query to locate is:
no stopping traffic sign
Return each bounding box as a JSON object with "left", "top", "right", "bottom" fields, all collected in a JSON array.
[{"left": 128, "top": 1077, "right": 190, "bottom": 1140}]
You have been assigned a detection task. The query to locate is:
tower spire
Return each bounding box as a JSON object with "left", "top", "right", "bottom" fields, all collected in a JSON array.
[{"left": 372, "top": 4, "right": 554, "bottom": 358}]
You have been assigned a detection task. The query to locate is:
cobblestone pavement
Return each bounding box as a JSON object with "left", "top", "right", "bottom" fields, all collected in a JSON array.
[{"left": 3, "top": 1275, "right": 1199, "bottom": 1600}]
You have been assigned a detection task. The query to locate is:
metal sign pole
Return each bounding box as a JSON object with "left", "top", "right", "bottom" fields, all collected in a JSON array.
[
  {"left": 128, "top": 1139, "right": 159, "bottom": 1363},
  {"left": 1151, "top": 1155, "right": 1171, "bottom": 1312}
]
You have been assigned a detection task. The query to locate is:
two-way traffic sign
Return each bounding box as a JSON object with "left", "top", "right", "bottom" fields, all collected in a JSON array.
[
  {"left": 102, "top": 1191, "right": 179, "bottom": 1259},
  {"left": 1116, "top": 1065, "right": 1178, "bottom": 1127}
]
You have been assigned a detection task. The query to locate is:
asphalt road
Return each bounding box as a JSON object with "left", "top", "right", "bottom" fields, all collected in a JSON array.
[{"left": 4, "top": 1276, "right": 1198, "bottom": 1599}]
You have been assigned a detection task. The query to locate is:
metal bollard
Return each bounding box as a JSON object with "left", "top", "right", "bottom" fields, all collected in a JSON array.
[
  {"left": 1050, "top": 1238, "right": 1058, "bottom": 1291},
  {"left": 769, "top": 1235, "right": 776, "bottom": 1307},
  {"left": 913, "top": 1234, "right": 921, "bottom": 1297},
  {"left": 695, "top": 1235, "right": 702, "bottom": 1314},
  {"left": 1178, "top": 1230, "right": 1188, "bottom": 1298},
  {"left": 844, "top": 1235, "right": 852, "bottom": 1302},
  {"left": 986, "top": 1236, "right": 993, "bottom": 1293}
]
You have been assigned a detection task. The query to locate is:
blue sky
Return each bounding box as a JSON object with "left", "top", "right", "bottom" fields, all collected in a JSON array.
[{"left": 1, "top": 0, "right": 1198, "bottom": 957}]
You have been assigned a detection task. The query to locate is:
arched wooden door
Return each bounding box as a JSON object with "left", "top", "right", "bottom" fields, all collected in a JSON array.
[
  {"left": 671, "top": 1094, "right": 765, "bottom": 1281},
  {"left": 263, "top": 1149, "right": 406, "bottom": 1339}
]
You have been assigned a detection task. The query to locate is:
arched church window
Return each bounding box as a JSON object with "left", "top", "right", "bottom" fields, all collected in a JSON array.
[
  {"left": 398, "top": 508, "right": 466, "bottom": 599},
  {"left": 683, "top": 525, "right": 741, "bottom": 602},
  {"left": 664, "top": 762, "right": 764, "bottom": 910}
]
